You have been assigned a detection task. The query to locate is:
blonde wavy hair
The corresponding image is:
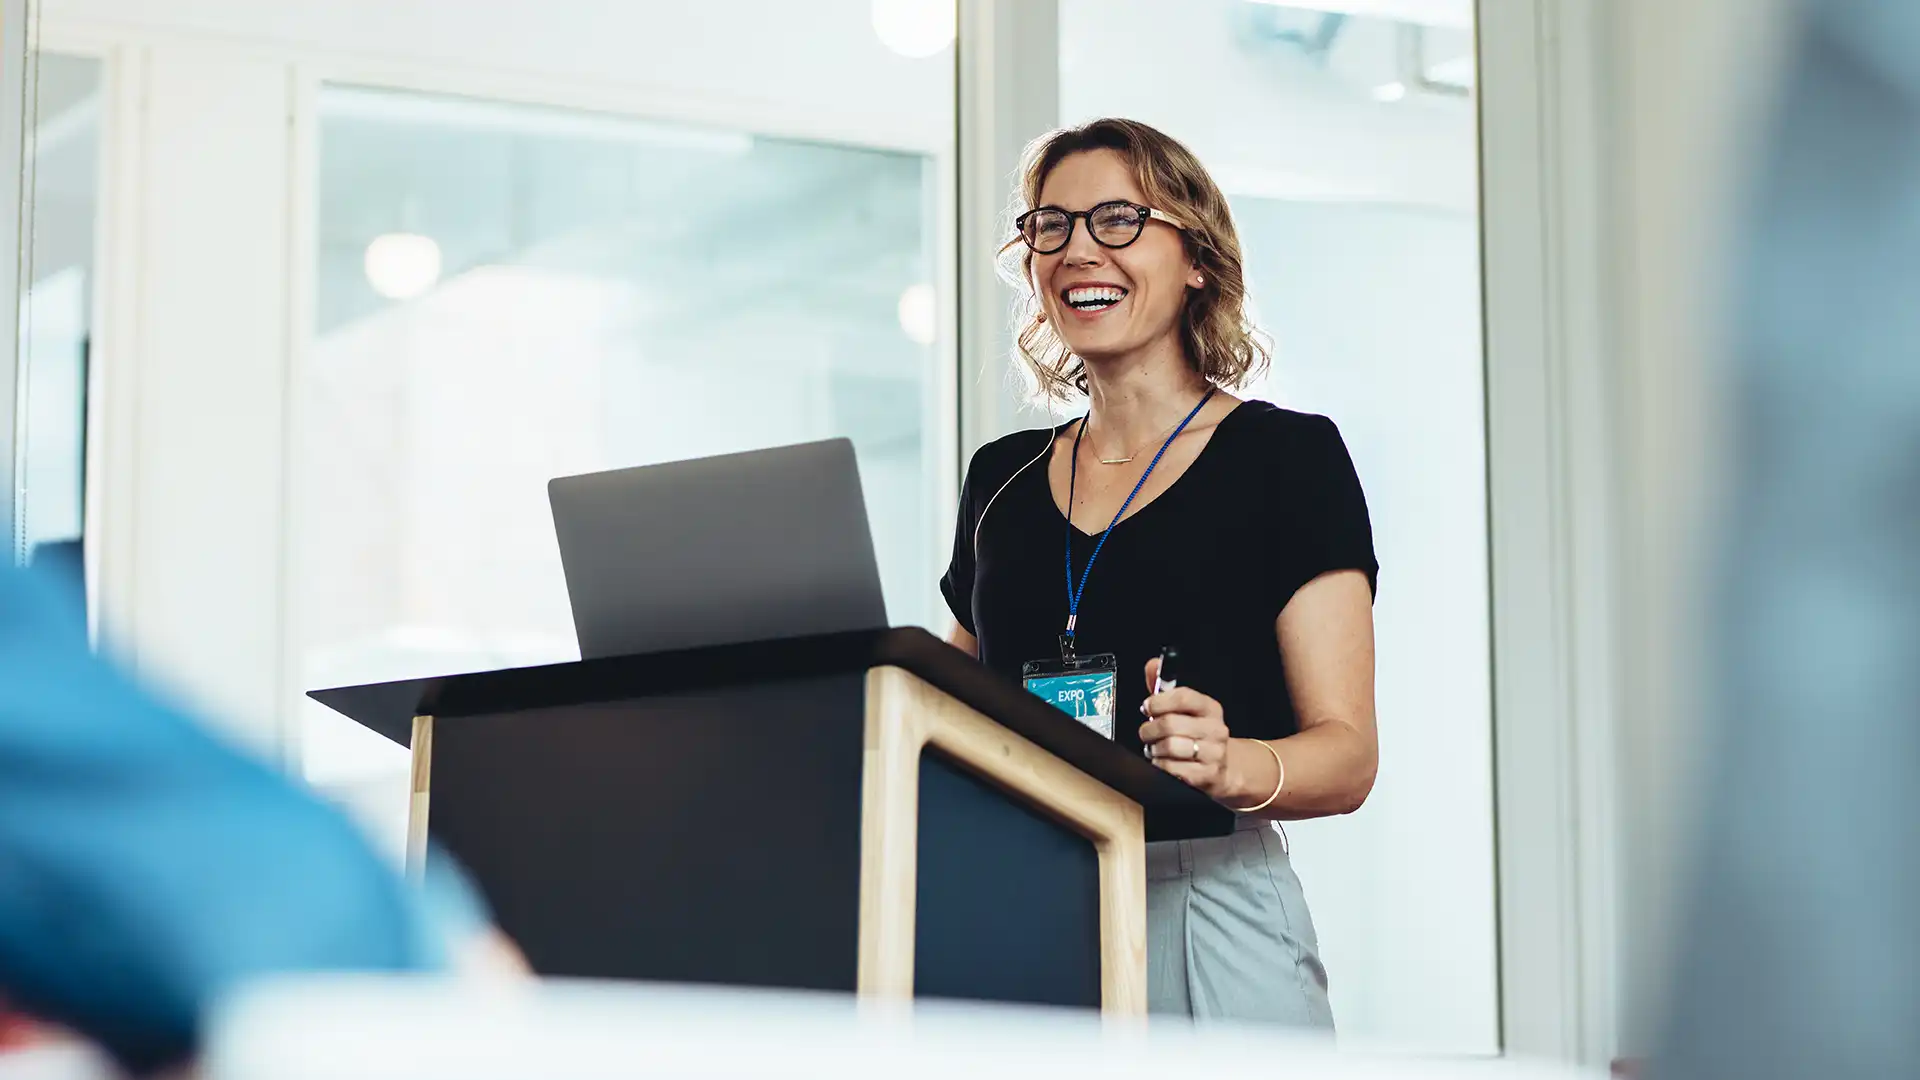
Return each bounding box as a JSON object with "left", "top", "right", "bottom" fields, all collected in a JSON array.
[{"left": 996, "top": 118, "right": 1270, "bottom": 406}]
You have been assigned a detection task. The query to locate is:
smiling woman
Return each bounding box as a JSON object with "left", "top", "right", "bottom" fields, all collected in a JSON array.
[{"left": 945, "top": 117, "right": 1379, "bottom": 1026}]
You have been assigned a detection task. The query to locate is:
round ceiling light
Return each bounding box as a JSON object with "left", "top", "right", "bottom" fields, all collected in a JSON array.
[
  {"left": 897, "top": 282, "right": 937, "bottom": 346},
  {"left": 870, "top": 0, "right": 954, "bottom": 59},
  {"left": 364, "top": 232, "right": 443, "bottom": 300}
]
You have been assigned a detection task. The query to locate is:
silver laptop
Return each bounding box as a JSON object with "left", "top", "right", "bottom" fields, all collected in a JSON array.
[{"left": 548, "top": 439, "right": 887, "bottom": 659}]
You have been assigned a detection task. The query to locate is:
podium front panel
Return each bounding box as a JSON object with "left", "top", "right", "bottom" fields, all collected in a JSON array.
[
  {"left": 912, "top": 748, "right": 1102, "bottom": 1008},
  {"left": 428, "top": 673, "right": 867, "bottom": 991}
]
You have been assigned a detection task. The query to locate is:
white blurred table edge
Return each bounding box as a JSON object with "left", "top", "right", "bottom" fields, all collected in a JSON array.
[
  {"left": 0, "top": 1042, "right": 122, "bottom": 1080},
  {"left": 206, "top": 975, "right": 1602, "bottom": 1080}
]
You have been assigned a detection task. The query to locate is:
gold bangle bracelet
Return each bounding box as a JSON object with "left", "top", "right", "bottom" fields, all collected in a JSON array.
[{"left": 1232, "top": 739, "right": 1285, "bottom": 814}]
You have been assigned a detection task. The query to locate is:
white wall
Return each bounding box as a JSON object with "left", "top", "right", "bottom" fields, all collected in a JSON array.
[
  {"left": 1234, "top": 201, "right": 1494, "bottom": 1051},
  {"left": 113, "top": 46, "right": 295, "bottom": 750}
]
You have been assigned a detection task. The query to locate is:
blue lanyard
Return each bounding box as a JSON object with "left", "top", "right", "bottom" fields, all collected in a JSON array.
[{"left": 1062, "top": 387, "right": 1216, "bottom": 655}]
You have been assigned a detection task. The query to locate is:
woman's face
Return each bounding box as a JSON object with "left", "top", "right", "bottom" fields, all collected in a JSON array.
[{"left": 1029, "top": 148, "right": 1200, "bottom": 367}]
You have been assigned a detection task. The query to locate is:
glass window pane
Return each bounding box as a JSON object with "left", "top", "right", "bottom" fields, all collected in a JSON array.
[
  {"left": 20, "top": 52, "right": 102, "bottom": 598},
  {"left": 298, "top": 85, "right": 948, "bottom": 849},
  {"left": 1061, "top": 0, "right": 1492, "bottom": 1053}
]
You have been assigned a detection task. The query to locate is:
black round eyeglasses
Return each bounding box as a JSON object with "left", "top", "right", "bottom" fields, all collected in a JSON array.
[{"left": 1011, "top": 199, "right": 1189, "bottom": 255}]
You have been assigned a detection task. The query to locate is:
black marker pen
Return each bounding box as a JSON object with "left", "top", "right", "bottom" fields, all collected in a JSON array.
[
  {"left": 1153, "top": 645, "right": 1181, "bottom": 694},
  {"left": 1144, "top": 645, "right": 1181, "bottom": 760}
]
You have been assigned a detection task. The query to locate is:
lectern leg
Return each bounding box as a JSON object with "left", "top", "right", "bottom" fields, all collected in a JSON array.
[
  {"left": 858, "top": 666, "right": 1148, "bottom": 1014},
  {"left": 1096, "top": 816, "right": 1148, "bottom": 1014},
  {"left": 406, "top": 714, "right": 434, "bottom": 881},
  {"left": 857, "top": 677, "right": 920, "bottom": 1000}
]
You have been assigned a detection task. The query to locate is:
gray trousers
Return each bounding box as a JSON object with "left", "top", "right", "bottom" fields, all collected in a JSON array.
[{"left": 1146, "top": 815, "right": 1335, "bottom": 1028}]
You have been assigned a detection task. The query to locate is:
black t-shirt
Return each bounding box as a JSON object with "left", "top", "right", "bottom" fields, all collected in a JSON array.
[{"left": 940, "top": 399, "right": 1377, "bottom": 753}]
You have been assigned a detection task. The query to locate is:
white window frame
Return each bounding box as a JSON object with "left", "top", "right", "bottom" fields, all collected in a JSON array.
[
  {"left": 1477, "top": 0, "right": 1620, "bottom": 1064},
  {"left": 2, "top": 0, "right": 32, "bottom": 563},
  {"left": 956, "top": 0, "right": 1060, "bottom": 456}
]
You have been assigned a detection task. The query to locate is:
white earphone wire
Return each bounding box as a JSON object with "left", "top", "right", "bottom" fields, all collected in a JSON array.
[{"left": 971, "top": 425, "right": 1062, "bottom": 558}]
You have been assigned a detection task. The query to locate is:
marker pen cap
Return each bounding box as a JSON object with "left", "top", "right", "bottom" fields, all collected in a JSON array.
[{"left": 1154, "top": 645, "right": 1181, "bottom": 692}]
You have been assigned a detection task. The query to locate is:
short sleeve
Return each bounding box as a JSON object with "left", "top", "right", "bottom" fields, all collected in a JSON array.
[
  {"left": 939, "top": 450, "right": 984, "bottom": 636},
  {"left": 1274, "top": 414, "right": 1379, "bottom": 608}
]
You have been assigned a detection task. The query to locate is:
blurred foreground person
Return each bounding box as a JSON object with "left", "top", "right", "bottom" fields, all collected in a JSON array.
[
  {"left": 1657, "top": 2, "right": 1920, "bottom": 1078},
  {"left": 0, "top": 563, "right": 516, "bottom": 1074}
]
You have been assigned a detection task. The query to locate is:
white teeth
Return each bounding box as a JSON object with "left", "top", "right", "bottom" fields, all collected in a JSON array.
[{"left": 1065, "top": 285, "right": 1126, "bottom": 309}]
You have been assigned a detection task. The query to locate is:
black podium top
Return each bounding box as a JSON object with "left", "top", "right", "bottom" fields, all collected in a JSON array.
[{"left": 311, "top": 626, "right": 1233, "bottom": 842}]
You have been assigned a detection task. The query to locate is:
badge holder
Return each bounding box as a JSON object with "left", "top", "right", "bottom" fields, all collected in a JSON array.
[{"left": 1022, "top": 635, "right": 1119, "bottom": 740}]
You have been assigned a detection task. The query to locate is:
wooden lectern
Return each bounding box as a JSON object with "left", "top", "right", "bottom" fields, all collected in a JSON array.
[{"left": 312, "top": 628, "right": 1231, "bottom": 1014}]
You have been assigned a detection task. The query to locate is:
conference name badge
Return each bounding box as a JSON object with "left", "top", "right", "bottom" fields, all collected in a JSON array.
[{"left": 1022, "top": 652, "right": 1118, "bottom": 740}]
